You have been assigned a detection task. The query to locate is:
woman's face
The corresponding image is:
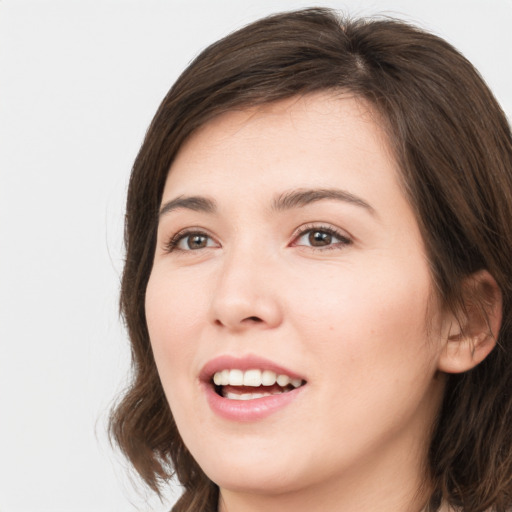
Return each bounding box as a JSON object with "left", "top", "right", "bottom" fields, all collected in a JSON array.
[{"left": 146, "top": 93, "right": 448, "bottom": 505}]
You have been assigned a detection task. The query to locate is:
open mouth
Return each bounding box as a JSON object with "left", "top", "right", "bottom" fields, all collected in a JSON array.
[{"left": 212, "top": 369, "right": 306, "bottom": 400}]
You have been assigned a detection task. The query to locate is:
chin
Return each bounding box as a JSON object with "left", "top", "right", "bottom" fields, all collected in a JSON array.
[
  {"left": 207, "top": 465, "right": 304, "bottom": 496},
  {"left": 189, "top": 441, "right": 309, "bottom": 495}
]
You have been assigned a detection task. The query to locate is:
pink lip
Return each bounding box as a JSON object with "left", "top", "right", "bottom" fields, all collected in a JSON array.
[{"left": 200, "top": 354, "right": 306, "bottom": 422}]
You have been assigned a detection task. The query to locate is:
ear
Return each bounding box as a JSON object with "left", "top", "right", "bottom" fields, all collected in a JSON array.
[{"left": 437, "top": 270, "right": 503, "bottom": 374}]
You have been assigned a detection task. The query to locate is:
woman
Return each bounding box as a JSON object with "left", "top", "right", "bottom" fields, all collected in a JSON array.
[{"left": 110, "top": 8, "right": 512, "bottom": 512}]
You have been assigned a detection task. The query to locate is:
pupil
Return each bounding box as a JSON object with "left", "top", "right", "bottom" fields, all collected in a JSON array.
[
  {"left": 309, "top": 231, "right": 331, "bottom": 246},
  {"left": 188, "top": 234, "right": 207, "bottom": 249}
]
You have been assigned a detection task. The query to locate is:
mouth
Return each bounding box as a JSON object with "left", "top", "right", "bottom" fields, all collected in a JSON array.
[{"left": 212, "top": 369, "right": 306, "bottom": 400}]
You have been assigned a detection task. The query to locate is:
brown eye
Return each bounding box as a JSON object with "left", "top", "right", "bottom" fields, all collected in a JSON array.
[
  {"left": 170, "top": 231, "right": 217, "bottom": 252},
  {"left": 308, "top": 230, "right": 332, "bottom": 247},
  {"left": 186, "top": 234, "right": 208, "bottom": 249},
  {"left": 293, "top": 226, "right": 351, "bottom": 251}
]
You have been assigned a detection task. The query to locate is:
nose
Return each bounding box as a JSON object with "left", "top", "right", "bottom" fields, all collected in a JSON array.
[{"left": 209, "top": 247, "right": 283, "bottom": 332}]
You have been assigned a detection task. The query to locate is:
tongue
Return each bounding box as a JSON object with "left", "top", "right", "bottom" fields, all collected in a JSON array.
[{"left": 221, "top": 384, "right": 285, "bottom": 396}]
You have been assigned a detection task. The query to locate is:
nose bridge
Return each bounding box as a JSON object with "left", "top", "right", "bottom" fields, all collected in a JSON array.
[{"left": 210, "top": 237, "right": 282, "bottom": 330}]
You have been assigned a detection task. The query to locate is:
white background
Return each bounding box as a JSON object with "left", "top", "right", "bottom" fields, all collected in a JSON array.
[{"left": 1, "top": 1, "right": 511, "bottom": 511}]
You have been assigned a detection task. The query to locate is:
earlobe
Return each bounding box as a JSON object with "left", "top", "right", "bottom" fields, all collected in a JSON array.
[{"left": 437, "top": 270, "right": 503, "bottom": 374}]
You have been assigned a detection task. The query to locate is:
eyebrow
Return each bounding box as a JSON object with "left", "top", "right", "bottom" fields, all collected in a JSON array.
[
  {"left": 271, "top": 188, "right": 375, "bottom": 214},
  {"left": 158, "top": 187, "right": 375, "bottom": 219},
  {"left": 159, "top": 195, "right": 217, "bottom": 217}
]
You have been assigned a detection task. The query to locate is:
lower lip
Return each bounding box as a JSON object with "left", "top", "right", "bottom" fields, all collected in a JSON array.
[{"left": 203, "top": 383, "right": 304, "bottom": 422}]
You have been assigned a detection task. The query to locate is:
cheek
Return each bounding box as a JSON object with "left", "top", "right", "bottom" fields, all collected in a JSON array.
[
  {"left": 145, "top": 269, "right": 208, "bottom": 388},
  {"left": 284, "top": 258, "right": 443, "bottom": 454},
  {"left": 287, "top": 256, "right": 439, "bottom": 375},
  {"left": 146, "top": 267, "right": 206, "bottom": 328}
]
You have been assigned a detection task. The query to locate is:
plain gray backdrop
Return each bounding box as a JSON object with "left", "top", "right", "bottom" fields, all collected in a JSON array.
[{"left": 1, "top": 1, "right": 511, "bottom": 511}]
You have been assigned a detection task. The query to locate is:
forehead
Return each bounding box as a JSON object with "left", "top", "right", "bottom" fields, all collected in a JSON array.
[{"left": 162, "top": 92, "right": 400, "bottom": 205}]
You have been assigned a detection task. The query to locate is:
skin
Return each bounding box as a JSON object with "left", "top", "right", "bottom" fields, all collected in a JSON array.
[{"left": 145, "top": 93, "right": 471, "bottom": 511}]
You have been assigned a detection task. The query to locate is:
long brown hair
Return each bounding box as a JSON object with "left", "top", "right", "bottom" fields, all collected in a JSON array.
[{"left": 110, "top": 8, "right": 512, "bottom": 512}]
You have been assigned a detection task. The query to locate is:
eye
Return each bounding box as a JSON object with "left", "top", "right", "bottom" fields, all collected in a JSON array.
[
  {"left": 166, "top": 230, "right": 218, "bottom": 252},
  {"left": 292, "top": 225, "right": 351, "bottom": 250}
]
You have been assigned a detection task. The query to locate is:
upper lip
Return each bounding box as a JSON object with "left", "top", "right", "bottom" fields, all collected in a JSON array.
[{"left": 199, "top": 354, "right": 306, "bottom": 383}]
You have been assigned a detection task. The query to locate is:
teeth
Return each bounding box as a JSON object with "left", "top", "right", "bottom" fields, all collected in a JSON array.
[
  {"left": 276, "top": 374, "right": 290, "bottom": 387},
  {"left": 243, "top": 369, "right": 262, "bottom": 387},
  {"left": 213, "top": 369, "right": 231, "bottom": 386},
  {"left": 224, "top": 389, "right": 286, "bottom": 400},
  {"left": 229, "top": 369, "right": 244, "bottom": 386},
  {"left": 261, "top": 370, "right": 276, "bottom": 386},
  {"left": 291, "top": 378, "right": 302, "bottom": 388},
  {"left": 212, "top": 368, "right": 303, "bottom": 388}
]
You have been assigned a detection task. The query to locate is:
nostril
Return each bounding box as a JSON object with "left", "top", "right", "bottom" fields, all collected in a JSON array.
[
  {"left": 244, "top": 316, "right": 263, "bottom": 323},
  {"left": 213, "top": 314, "right": 267, "bottom": 328}
]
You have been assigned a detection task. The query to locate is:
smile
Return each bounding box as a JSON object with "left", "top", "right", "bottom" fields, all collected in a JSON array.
[
  {"left": 213, "top": 368, "right": 304, "bottom": 400},
  {"left": 201, "top": 356, "right": 307, "bottom": 420}
]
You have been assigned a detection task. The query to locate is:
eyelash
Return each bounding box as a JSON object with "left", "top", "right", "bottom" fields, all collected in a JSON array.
[
  {"left": 164, "top": 228, "right": 216, "bottom": 253},
  {"left": 291, "top": 224, "right": 352, "bottom": 251},
  {"left": 164, "top": 224, "right": 352, "bottom": 253}
]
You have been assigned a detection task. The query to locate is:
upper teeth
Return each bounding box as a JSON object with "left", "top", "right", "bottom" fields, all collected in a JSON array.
[{"left": 213, "top": 369, "right": 302, "bottom": 388}]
